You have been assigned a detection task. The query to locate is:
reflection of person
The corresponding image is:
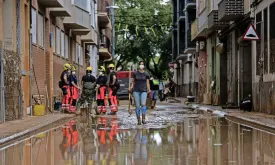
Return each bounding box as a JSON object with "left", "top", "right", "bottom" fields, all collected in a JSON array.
[
  {"left": 129, "top": 61, "right": 150, "bottom": 125},
  {"left": 60, "top": 120, "right": 79, "bottom": 163},
  {"left": 134, "top": 130, "right": 148, "bottom": 164}
]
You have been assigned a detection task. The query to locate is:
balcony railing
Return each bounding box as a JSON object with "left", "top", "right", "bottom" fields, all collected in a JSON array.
[
  {"left": 49, "top": 0, "right": 72, "bottom": 17},
  {"left": 218, "top": 0, "right": 244, "bottom": 22},
  {"left": 99, "top": 36, "right": 111, "bottom": 59},
  {"left": 185, "top": 0, "right": 196, "bottom": 9},
  {"left": 208, "top": 10, "right": 229, "bottom": 31},
  {"left": 191, "top": 19, "right": 198, "bottom": 41},
  {"left": 63, "top": 5, "right": 90, "bottom": 29},
  {"left": 37, "top": 0, "right": 62, "bottom": 7}
]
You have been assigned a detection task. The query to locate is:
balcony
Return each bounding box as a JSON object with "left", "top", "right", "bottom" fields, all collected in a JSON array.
[
  {"left": 81, "top": 28, "right": 98, "bottom": 45},
  {"left": 98, "top": 12, "right": 110, "bottom": 27},
  {"left": 63, "top": 5, "right": 90, "bottom": 29},
  {"left": 208, "top": 10, "right": 229, "bottom": 31},
  {"left": 218, "top": 0, "right": 244, "bottom": 22},
  {"left": 37, "top": 0, "right": 62, "bottom": 7},
  {"left": 99, "top": 37, "right": 111, "bottom": 60},
  {"left": 184, "top": 30, "right": 196, "bottom": 53},
  {"left": 49, "top": 0, "right": 71, "bottom": 17},
  {"left": 185, "top": 0, "right": 196, "bottom": 10}
]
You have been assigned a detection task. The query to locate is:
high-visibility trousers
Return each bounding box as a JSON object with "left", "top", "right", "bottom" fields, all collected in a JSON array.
[
  {"left": 108, "top": 88, "right": 118, "bottom": 112},
  {"left": 62, "top": 85, "right": 71, "bottom": 111}
]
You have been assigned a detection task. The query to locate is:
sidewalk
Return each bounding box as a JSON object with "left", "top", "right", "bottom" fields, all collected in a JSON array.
[
  {"left": 174, "top": 97, "right": 275, "bottom": 133},
  {"left": 0, "top": 113, "right": 75, "bottom": 147}
]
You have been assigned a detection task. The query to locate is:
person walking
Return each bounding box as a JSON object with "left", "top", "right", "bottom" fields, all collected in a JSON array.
[
  {"left": 149, "top": 77, "right": 159, "bottom": 109},
  {"left": 107, "top": 63, "right": 119, "bottom": 115},
  {"left": 59, "top": 63, "right": 71, "bottom": 112},
  {"left": 96, "top": 66, "right": 108, "bottom": 114},
  {"left": 129, "top": 61, "right": 150, "bottom": 125}
]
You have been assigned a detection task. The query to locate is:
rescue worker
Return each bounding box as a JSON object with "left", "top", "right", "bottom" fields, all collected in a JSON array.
[
  {"left": 78, "top": 67, "right": 96, "bottom": 113},
  {"left": 96, "top": 66, "right": 108, "bottom": 114},
  {"left": 69, "top": 66, "right": 80, "bottom": 113},
  {"left": 60, "top": 63, "right": 71, "bottom": 112},
  {"left": 107, "top": 63, "right": 119, "bottom": 115}
]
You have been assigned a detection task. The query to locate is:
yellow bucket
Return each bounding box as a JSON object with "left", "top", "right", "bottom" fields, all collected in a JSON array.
[{"left": 32, "top": 105, "right": 45, "bottom": 116}]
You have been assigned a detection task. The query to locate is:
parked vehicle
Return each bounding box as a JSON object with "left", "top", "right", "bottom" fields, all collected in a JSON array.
[{"left": 116, "top": 71, "right": 133, "bottom": 100}]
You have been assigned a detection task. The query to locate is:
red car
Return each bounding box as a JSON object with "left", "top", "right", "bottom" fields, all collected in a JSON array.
[{"left": 116, "top": 71, "right": 133, "bottom": 100}]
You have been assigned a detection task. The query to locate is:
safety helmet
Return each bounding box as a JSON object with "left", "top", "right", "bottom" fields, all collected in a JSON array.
[
  {"left": 107, "top": 63, "right": 115, "bottom": 68},
  {"left": 86, "top": 66, "right": 92, "bottom": 71},
  {"left": 63, "top": 63, "right": 71, "bottom": 71},
  {"left": 98, "top": 66, "right": 106, "bottom": 72},
  {"left": 71, "top": 66, "right": 76, "bottom": 71}
]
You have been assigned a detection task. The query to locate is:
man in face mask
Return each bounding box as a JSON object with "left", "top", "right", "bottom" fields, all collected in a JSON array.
[
  {"left": 60, "top": 63, "right": 72, "bottom": 112},
  {"left": 107, "top": 63, "right": 120, "bottom": 115},
  {"left": 96, "top": 66, "right": 108, "bottom": 114},
  {"left": 78, "top": 67, "right": 96, "bottom": 114},
  {"left": 68, "top": 66, "right": 81, "bottom": 113}
]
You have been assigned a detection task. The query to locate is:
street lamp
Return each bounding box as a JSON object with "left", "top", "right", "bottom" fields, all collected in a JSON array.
[{"left": 106, "top": 5, "right": 119, "bottom": 58}]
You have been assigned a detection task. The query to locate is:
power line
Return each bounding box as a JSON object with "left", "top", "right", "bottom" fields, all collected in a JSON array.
[{"left": 112, "top": 11, "right": 180, "bottom": 18}]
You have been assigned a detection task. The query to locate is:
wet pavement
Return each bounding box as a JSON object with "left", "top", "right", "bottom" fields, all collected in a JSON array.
[{"left": 1, "top": 104, "right": 275, "bottom": 165}]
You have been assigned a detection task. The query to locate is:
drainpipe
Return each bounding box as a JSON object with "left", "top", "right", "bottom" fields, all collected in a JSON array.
[{"left": 29, "top": 0, "right": 32, "bottom": 116}]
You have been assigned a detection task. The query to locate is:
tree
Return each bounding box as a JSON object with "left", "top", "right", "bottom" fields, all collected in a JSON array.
[{"left": 114, "top": 0, "right": 172, "bottom": 79}]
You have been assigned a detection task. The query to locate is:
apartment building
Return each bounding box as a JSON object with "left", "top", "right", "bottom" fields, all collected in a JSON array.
[
  {"left": 191, "top": 0, "right": 252, "bottom": 107},
  {"left": 171, "top": 0, "right": 197, "bottom": 97},
  {"left": 0, "top": 0, "right": 102, "bottom": 120}
]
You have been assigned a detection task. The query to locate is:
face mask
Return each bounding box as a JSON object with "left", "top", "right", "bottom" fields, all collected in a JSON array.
[
  {"left": 68, "top": 70, "right": 71, "bottom": 73},
  {"left": 72, "top": 71, "right": 76, "bottom": 75},
  {"left": 139, "top": 65, "right": 145, "bottom": 70},
  {"left": 99, "top": 72, "right": 103, "bottom": 75}
]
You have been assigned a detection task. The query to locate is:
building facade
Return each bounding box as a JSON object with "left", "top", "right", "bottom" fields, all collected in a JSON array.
[
  {"left": 190, "top": 0, "right": 253, "bottom": 107},
  {"left": 171, "top": 0, "right": 197, "bottom": 97},
  {"left": 0, "top": 0, "right": 112, "bottom": 121}
]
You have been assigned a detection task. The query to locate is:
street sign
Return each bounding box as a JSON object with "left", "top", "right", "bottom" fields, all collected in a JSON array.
[
  {"left": 169, "top": 62, "right": 174, "bottom": 68},
  {"left": 242, "top": 24, "right": 260, "bottom": 41}
]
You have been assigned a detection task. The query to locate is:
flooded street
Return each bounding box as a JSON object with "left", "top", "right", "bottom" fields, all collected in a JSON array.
[{"left": 1, "top": 105, "right": 275, "bottom": 165}]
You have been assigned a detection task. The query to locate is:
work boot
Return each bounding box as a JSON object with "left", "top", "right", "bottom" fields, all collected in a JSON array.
[
  {"left": 142, "top": 114, "right": 146, "bottom": 124},
  {"left": 137, "top": 116, "right": 141, "bottom": 125}
]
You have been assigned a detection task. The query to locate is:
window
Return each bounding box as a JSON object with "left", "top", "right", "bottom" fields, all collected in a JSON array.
[
  {"left": 270, "top": 3, "right": 275, "bottom": 73},
  {"left": 61, "top": 31, "right": 65, "bottom": 57},
  {"left": 56, "top": 27, "right": 61, "bottom": 55},
  {"left": 79, "top": 44, "right": 83, "bottom": 65},
  {"left": 31, "top": 8, "right": 37, "bottom": 44},
  {"left": 37, "top": 13, "right": 44, "bottom": 47},
  {"left": 74, "top": 0, "right": 88, "bottom": 11},
  {"left": 75, "top": 42, "right": 79, "bottom": 63},
  {"left": 65, "top": 34, "right": 69, "bottom": 59},
  {"left": 51, "top": 24, "right": 56, "bottom": 52},
  {"left": 198, "top": 0, "right": 206, "bottom": 14},
  {"left": 91, "top": 1, "right": 95, "bottom": 28}
]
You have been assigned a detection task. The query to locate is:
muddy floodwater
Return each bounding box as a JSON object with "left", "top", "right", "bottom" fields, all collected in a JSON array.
[{"left": 1, "top": 111, "right": 275, "bottom": 165}]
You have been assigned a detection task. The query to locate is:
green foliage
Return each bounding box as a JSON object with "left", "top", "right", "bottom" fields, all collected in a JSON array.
[{"left": 115, "top": 0, "right": 172, "bottom": 79}]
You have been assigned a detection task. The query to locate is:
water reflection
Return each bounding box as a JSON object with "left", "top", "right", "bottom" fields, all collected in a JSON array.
[{"left": 0, "top": 116, "right": 275, "bottom": 165}]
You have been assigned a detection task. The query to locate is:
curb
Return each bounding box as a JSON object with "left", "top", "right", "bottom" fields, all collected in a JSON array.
[
  {"left": 188, "top": 103, "right": 275, "bottom": 133},
  {"left": 0, "top": 115, "right": 76, "bottom": 148}
]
